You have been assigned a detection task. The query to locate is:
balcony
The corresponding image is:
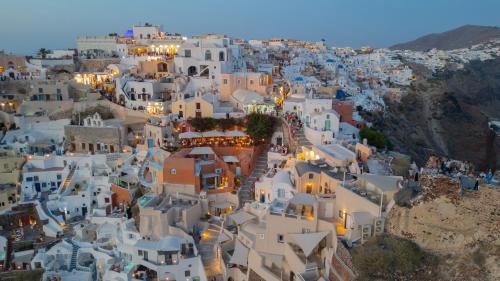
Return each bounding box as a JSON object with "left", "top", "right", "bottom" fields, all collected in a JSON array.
[{"left": 284, "top": 243, "right": 319, "bottom": 275}]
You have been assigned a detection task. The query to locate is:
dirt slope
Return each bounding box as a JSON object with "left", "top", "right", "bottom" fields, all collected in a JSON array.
[{"left": 386, "top": 176, "right": 500, "bottom": 280}]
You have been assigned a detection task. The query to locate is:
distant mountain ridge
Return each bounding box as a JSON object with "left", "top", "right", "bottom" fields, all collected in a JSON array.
[{"left": 390, "top": 25, "right": 500, "bottom": 51}]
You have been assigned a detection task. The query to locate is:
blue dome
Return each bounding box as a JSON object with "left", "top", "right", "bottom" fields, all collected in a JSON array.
[
  {"left": 295, "top": 76, "right": 304, "bottom": 81},
  {"left": 124, "top": 29, "right": 133, "bottom": 38},
  {"left": 326, "top": 59, "right": 334, "bottom": 63},
  {"left": 336, "top": 89, "right": 348, "bottom": 99},
  {"left": 337, "top": 64, "right": 344, "bottom": 69}
]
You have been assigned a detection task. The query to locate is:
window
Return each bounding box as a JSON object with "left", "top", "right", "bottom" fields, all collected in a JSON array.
[
  {"left": 184, "top": 49, "right": 191, "bottom": 57},
  {"left": 170, "top": 168, "right": 176, "bottom": 175},
  {"left": 82, "top": 143, "right": 86, "bottom": 150},
  {"left": 3, "top": 163, "right": 8, "bottom": 169},
  {"left": 223, "top": 79, "right": 228, "bottom": 85},
  {"left": 196, "top": 103, "right": 201, "bottom": 110},
  {"left": 326, "top": 114, "right": 330, "bottom": 119},
  {"left": 309, "top": 173, "right": 314, "bottom": 179},
  {"left": 179, "top": 105, "right": 182, "bottom": 109},
  {"left": 129, "top": 233, "right": 134, "bottom": 239},
  {"left": 339, "top": 210, "right": 343, "bottom": 218},
  {"left": 26, "top": 177, "right": 33, "bottom": 182},
  {"left": 57, "top": 174, "right": 62, "bottom": 180},
  {"left": 138, "top": 250, "right": 143, "bottom": 256},
  {"left": 302, "top": 228, "right": 311, "bottom": 233},
  {"left": 34, "top": 176, "right": 39, "bottom": 181},
  {"left": 104, "top": 197, "right": 110, "bottom": 203},
  {"left": 237, "top": 79, "right": 241, "bottom": 85},
  {"left": 250, "top": 80, "right": 254, "bottom": 85},
  {"left": 38, "top": 88, "right": 43, "bottom": 93},
  {"left": 258, "top": 234, "right": 265, "bottom": 239},
  {"left": 57, "top": 88, "right": 61, "bottom": 94},
  {"left": 277, "top": 234, "right": 284, "bottom": 243},
  {"left": 205, "top": 50, "right": 212, "bottom": 60},
  {"left": 185, "top": 270, "right": 191, "bottom": 277},
  {"left": 277, "top": 188, "right": 285, "bottom": 198},
  {"left": 219, "top": 51, "right": 225, "bottom": 61}
]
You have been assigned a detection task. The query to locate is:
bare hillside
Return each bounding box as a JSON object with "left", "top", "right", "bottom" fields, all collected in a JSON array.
[{"left": 390, "top": 25, "right": 500, "bottom": 51}]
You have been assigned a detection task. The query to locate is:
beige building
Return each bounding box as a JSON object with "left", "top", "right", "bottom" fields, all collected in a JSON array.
[
  {"left": 65, "top": 113, "right": 126, "bottom": 154},
  {"left": 219, "top": 193, "right": 340, "bottom": 281},
  {"left": 292, "top": 161, "right": 351, "bottom": 196},
  {"left": 28, "top": 80, "right": 70, "bottom": 101},
  {"left": 171, "top": 92, "right": 215, "bottom": 119},
  {"left": 138, "top": 193, "right": 203, "bottom": 240},
  {"left": 0, "top": 149, "right": 24, "bottom": 185},
  {"left": 0, "top": 184, "right": 17, "bottom": 212},
  {"left": 220, "top": 72, "right": 272, "bottom": 102}
]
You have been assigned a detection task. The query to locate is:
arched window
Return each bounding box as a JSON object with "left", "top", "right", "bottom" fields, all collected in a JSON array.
[
  {"left": 187, "top": 66, "right": 197, "bottom": 76},
  {"left": 205, "top": 50, "right": 212, "bottom": 61},
  {"left": 219, "top": 51, "right": 225, "bottom": 61}
]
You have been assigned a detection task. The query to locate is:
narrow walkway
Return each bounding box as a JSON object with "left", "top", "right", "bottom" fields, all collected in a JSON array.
[
  {"left": 59, "top": 165, "right": 76, "bottom": 194},
  {"left": 66, "top": 239, "right": 80, "bottom": 271},
  {"left": 238, "top": 151, "right": 268, "bottom": 207},
  {"left": 198, "top": 223, "right": 223, "bottom": 280}
]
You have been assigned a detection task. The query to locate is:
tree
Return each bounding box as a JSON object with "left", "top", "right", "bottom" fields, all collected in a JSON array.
[
  {"left": 217, "top": 117, "right": 236, "bottom": 131},
  {"left": 245, "top": 113, "right": 276, "bottom": 143},
  {"left": 38, "top": 48, "right": 49, "bottom": 59},
  {"left": 359, "top": 127, "right": 389, "bottom": 149},
  {"left": 188, "top": 117, "right": 216, "bottom": 132}
]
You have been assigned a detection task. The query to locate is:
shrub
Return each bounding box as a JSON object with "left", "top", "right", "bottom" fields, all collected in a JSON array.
[
  {"left": 245, "top": 113, "right": 276, "bottom": 143},
  {"left": 351, "top": 235, "right": 427, "bottom": 280},
  {"left": 188, "top": 117, "right": 217, "bottom": 132},
  {"left": 359, "top": 127, "right": 390, "bottom": 149}
]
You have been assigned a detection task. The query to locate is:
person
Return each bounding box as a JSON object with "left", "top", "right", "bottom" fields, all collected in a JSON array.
[{"left": 474, "top": 177, "right": 479, "bottom": 191}]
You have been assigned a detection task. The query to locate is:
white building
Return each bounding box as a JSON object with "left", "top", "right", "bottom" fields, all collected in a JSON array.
[{"left": 175, "top": 37, "right": 242, "bottom": 83}]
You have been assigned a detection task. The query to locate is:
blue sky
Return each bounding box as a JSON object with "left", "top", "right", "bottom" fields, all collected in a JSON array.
[{"left": 1, "top": 0, "right": 500, "bottom": 55}]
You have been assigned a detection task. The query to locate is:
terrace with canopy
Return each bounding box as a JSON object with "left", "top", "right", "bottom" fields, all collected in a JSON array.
[{"left": 178, "top": 130, "right": 253, "bottom": 147}]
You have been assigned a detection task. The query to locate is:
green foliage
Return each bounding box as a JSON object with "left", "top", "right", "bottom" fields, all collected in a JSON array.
[
  {"left": 218, "top": 117, "right": 237, "bottom": 131},
  {"left": 188, "top": 117, "right": 217, "bottom": 132},
  {"left": 359, "top": 127, "right": 390, "bottom": 149},
  {"left": 352, "top": 235, "right": 427, "bottom": 280},
  {"left": 188, "top": 117, "right": 240, "bottom": 132},
  {"left": 245, "top": 113, "right": 276, "bottom": 142}
]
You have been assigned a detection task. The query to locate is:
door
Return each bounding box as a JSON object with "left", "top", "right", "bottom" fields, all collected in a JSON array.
[
  {"left": 89, "top": 143, "right": 94, "bottom": 153},
  {"left": 276, "top": 137, "right": 283, "bottom": 146},
  {"left": 306, "top": 184, "right": 312, "bottom": 194},
  {"left": 325, "top": 119, "right": 331, "bottom": 131}
]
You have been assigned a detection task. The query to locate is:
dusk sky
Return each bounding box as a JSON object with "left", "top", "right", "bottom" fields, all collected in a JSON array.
[{"left": 1, "top": 0, "right": 500, "bottom": 55}]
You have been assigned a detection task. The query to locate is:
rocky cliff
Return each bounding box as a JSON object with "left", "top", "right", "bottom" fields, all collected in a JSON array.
[{"left": 370, "top": 58, "right": 500, "bottom": 170}]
